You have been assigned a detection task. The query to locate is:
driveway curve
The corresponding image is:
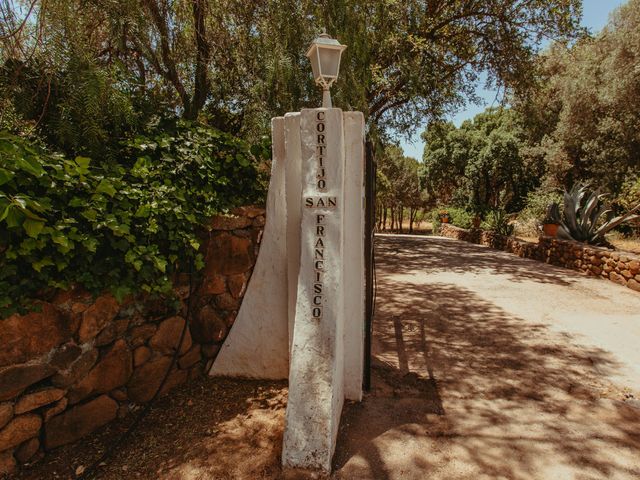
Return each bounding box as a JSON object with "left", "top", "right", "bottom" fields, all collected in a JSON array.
[{"left": 334, "top": 234, "right": 640, "bottom": 480}]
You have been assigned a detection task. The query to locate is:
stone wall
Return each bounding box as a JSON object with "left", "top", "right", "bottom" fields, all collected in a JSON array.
[
  {"left": 439, "top": 223, "right": 640, "bottom": 293},
  {"left": 0, "top": 206, "right": 265, "bottom": 475}
]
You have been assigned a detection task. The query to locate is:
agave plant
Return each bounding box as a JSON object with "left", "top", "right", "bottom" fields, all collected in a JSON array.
[{"left": 557, "top": 183, "right": 640, "bottom": 246}]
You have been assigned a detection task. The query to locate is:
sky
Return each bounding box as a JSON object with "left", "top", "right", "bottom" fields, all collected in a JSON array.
[{"left": 399, "top": 0, "right": 627, "bottom": 160}]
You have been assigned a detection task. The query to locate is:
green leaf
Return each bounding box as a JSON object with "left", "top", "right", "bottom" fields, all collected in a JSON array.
[
  {"left": 23, "top": 218, "right": 45, "bottom": 238},
  {"left": 96, "top": 179, "right": 117, "bottom": 197},
  {"left": 32, "top": 257, "right": 54, "bottom": 272},
  {"left": 0, "top": 168, "right": 14, "bottom": 186},
  {"left": 15, "top": 156, "right": 45, "bottom": 176}
]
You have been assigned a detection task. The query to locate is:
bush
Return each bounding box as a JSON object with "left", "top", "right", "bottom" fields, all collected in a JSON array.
[
  {"left": 482, "top": 209, "right": 515, "bottom": 236},
  {"left": 430, "top": 206, "right": 473, "bottom": 232},
  {"left": 0, "top": 123, "right": 267, "bottom": 315},
  {"left": 514, "top": 188, "right": 563, "bottom": 237}
]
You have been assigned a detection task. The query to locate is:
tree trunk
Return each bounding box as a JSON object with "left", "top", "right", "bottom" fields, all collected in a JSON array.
[{"left": 399, "top": 206, "right": 404, "bottom": 234}]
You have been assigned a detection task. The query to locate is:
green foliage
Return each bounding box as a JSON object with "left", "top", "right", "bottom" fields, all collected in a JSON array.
[
  {"left": 557, "top": 184, "right": 640, "bottom": 246},
  {"left": 421, "top": 108, "right": 537, "bottom": 214},
  {"left": 430, "top": 206, "right": 473, "bottom": 232},
  {"left": 0, "top": 124, "right": 265, "bottom": 315},
  {"left": 512, "top": 0, "right": 640, "bottom": 195},
  {"left": 482, "top": 210, "right": 515, "bottom": 237}
]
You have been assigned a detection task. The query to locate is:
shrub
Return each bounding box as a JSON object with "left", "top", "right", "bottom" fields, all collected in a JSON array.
[
  {"left": 515, "top": 188, "right": 563, "bottom": 237},
  {"left": 0, "top": 123, "right": 266, "bottom": 315},
  {"left": 482, "top": 209, "right": 515, "bottom": 236},
  {"left": 430, "top": 206, "right": 473, "bottom": 232}
]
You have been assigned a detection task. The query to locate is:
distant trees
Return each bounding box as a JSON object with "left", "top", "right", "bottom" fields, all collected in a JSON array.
[
  {"left": 421, "top": 108, "right": 536, "bottom": 215},
  {"left": 512, "top": 0, "right": 640, "bottom": 198},
  {"left": 376, "top": 145, "right": 426, "bottom": 233},
  {"left": 421, "top": 0, "right": 640, "bottom": 222}
]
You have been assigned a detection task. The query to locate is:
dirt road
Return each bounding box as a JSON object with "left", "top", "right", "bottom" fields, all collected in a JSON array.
[{"left": 334, "top": 234, "right": 640, "bottom": 480}]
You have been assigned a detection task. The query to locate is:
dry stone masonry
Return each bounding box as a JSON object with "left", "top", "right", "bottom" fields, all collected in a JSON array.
[
  {"left": 439, "top": 223, "right": 640, "bottom": 293},
  {"left": 0, "top": 207, "right": 264, "bottom": 475}
]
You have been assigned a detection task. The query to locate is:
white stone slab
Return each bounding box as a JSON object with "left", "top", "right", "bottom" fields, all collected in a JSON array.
[
  {"left": 285, "top": 113, "right": 302, "bottom": 354},
  {"left": 342, "top": 112, "right": 365, "bottom": 401},
  {"left": 208, "top": 117, "right": 289, "bottom": 379}
]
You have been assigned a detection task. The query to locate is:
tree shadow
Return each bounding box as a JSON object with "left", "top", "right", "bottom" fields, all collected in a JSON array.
[
  {"left": 16, "top": 377, "right": 287, "bottom": 480},
  {"left": 333, "top": 237, "right": 640, "bottom": 480},
  {"left": 375, "top": 234, "right": 579, "bottom": 286}
]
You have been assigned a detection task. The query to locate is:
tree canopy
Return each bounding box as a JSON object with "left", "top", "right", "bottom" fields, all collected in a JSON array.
[{"left": 1, "top": 0, "right": 583, "bottom": 153}]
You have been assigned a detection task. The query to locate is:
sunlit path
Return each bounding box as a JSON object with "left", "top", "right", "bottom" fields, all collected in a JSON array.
[{"left": 334, "top": 234, "right": 640, "bottom": 480}]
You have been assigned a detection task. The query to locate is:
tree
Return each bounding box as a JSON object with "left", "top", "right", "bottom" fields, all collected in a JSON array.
[
  {"left": 512, "top": 0, "right": 640, "bottom": 196},
  {"left": 1, "top": 0, "right": 583, "bottom": 146},
  {"left": 421, "top": 107, "right": 535, "bottom": 213}
]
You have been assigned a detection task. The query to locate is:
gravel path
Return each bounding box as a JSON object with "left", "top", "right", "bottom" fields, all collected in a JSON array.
[{"left": 334, "top": 234, "right": 640, "bottom": 480}]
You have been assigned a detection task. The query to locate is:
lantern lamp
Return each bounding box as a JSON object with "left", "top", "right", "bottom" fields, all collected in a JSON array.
[{"left": 306, "top": 32, "right": 347, "bottom": 108}]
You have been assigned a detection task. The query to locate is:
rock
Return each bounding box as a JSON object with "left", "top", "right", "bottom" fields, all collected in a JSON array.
[
  {"left": 199, "top": 274, "right": 226, "bottom": 296},
  {"left": 68, "top": 340, "right": 132, "bottom": 404},
  {"left": 627, "top": 279, "right": 640, "bottom": 293},
  {"left": 133, "top": 346, "right": 151, "bottom": 367},
  {"left": 252, "top": 215, "right": 266, "bottom": 227},
  {"left": 227, "top": 274, "right": 247, "bottom": 299},
  {"left": 160, "top": 369, "right": 187, "bottom": 396},
  {"left": 43, "top": 397, "right": 68, "bottom": 423},
  {"left": 230, "top": 206, "right": 265, "bottom": 218},
  {"left": 114, "top": 318, "right": 130, "bottom": 337},
  {"left": 0, "top": 364, "right": 55, "bottom": 401},
  {"left": 14, "top": 388, "right": 65, "bottom": 415},
  {"left": 52, "top": 349, "right": 98, "bottom": 388},
  {"left": 609, "top": 271, "right": 627, "bottom": 286},
  {"left": 128, "top": 324, "right": 157, "bottom": 347},
  {"left": 204, "top": 233, "right": 253, "bottom": 276},
  {"left": 127, "top": 356, "right": 173, "bottom": 403},
  {"left": 78, "top": 294, "right": 119, "bottom": 343},
  {"left": 0, "top": 404, "right": 12, "bottom": 431},
  {"left": 0, "top": 303, "right": 69, "bottom": 367},
  {"left": 178, "top": 345, "right": 201, "bottom": 370},
  {"left": 44, "top": 395, "right": 117, "bottom": 449},
  {"left": 215, "top": 293, "right": 239, "bottom": 310},
  {"left": 94, "top": 322, "right": 117, "bottom": 346},
  {"left": 0, "top": 414, "right": 42, "bottom": 452},
  {"left": 191, "top": 305, "right": 226, "bottom": 344},
  {"left": 149, "top": 317, "right": 192, "bottom": 355},
  {"left": 621, "top": 270, "right": 633, "bottom": 279},
  {"left": 110, "top": 389, "right": 128, "bottom": 402},
  {"left": 629, "top": 260, "right": 640, "bottom": 274},
  {"left": 0, "top": 450, "right": 16, "bottom": 475},
  {"left": 201, "top": 343, "right": 220, "bottom": 359},
  {"left": 225, "top": 311, "right": 237, "bottom": 328},
  {"left": 50, "top": 343, "right": 82, "bottom": 370},
  {"left": 14, "top": 437, "right": 39, "bottom": 463},
  {"left": 209, "top": 214, "right": 252, "bottom": 230}
]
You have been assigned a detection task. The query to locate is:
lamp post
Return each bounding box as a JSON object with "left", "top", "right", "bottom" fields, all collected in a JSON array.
[{"left": 306, "top": 32, "right": 347, "bottom": 108}]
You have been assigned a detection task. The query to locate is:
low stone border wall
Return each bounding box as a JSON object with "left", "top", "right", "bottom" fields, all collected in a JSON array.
[
  {"left": 0, "top": 206, "right": 265, "bottom": 474},
  {"left": 439, "top": 223, "right": 640, "bottom": 293}
]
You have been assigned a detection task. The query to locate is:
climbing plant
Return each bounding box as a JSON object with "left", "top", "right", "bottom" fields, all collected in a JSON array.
[{"left": 0, "top": 122, "right": 267, "bottom": 315}]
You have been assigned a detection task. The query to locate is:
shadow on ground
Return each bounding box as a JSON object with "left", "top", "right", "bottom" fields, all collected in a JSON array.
[
  {"left": 16, "top": 377, "right": 287, "bottom": 480},
  {"left": 333, "top": 235, "right": 640, "bottom": 480},
  {"left": 376, "top": 235, "right": 577, "bottom": 286}
]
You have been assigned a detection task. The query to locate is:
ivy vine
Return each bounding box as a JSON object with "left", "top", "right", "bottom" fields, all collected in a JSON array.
[{"left": 0, "top": 122, "right": 268, "bottom": 316}]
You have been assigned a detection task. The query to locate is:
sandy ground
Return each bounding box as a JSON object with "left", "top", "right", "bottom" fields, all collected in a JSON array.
[
  {"left": 333, "top": 235, "right": 640, "bottom": 480},
  {"left": 14, "top": 234, "right": 640, "bottom": 480}
]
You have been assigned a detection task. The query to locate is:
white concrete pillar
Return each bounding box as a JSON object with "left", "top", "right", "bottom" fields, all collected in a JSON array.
[{"left": 282, "top": 108, "right": 364, "bottom": 475}]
